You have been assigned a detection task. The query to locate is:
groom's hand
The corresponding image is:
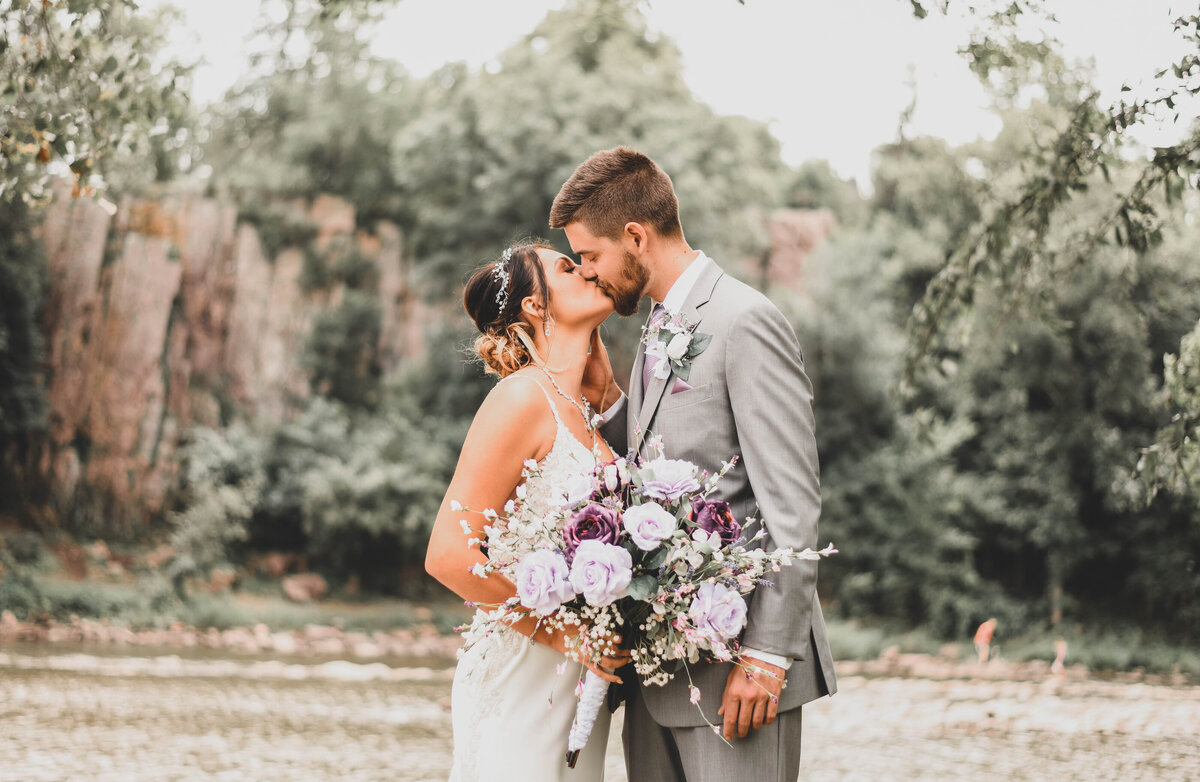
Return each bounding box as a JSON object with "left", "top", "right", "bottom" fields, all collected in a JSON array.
[
  {"left": 581, "top": 327, "right": 621, "bottom": 414},
  {"left": 717, "top": 656, "right": 786, "bottom": 740}
]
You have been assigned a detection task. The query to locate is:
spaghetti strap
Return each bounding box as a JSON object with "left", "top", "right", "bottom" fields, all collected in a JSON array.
[{"left": 501, "top": 372, "right": 566, "bottom": 428}]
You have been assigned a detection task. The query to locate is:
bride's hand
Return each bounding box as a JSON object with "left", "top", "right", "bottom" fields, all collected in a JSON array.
[
  {"left": 586, "top": 638, "right": 633, "bottom": 684},
  {"left": 545, "top": 625, "right": 631, "bottom": 684},
  {"left": 581, "top": 327, "right": 620, "bottom": 414}
]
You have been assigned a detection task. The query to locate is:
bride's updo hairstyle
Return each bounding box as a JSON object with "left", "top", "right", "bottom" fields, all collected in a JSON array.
[{"left": 463, "top": 243, "right": 553, "bottom": 377}]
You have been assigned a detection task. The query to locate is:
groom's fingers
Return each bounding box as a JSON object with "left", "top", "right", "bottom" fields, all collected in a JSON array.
[
  {"left": 750, "top": 698, "right": 767, "bottom": 732},
  {"left": 765, "top": 690, "right": 780, "bottom": 725},
  {"left": 719, "top": 686, "right": 737, "bottom": 740},
  {"left": 736, "top": 696, "right": 753, "bottom": 738},
  {"left": 721, "top": 701, "right": 739, "bottom": 741}
]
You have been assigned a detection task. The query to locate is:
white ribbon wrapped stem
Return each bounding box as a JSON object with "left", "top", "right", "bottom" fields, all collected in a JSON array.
[{"left": 565, "top": 669, "right": 608, "bottom": 768}]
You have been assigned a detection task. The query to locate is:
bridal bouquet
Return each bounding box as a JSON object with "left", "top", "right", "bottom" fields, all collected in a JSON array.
[{"left": 455, "top": 435, "right": 836, "bottom": 767}]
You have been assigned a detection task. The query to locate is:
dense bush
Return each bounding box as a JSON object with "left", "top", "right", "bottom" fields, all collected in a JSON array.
[
  {"left": 790, "top": 92, "right": 1200, "bottom": 640},
  {"left": 170, "top": 375, "right": 466, "bottom": 596},
  {"left": 0, "top": 549, "right": 48, "bottom": 620},
  {"left": 167, "top": 425, "right": 265, "bottom": 595}
]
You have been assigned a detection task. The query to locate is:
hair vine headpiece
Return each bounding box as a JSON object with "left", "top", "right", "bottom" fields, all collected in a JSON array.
[{"left": 493, "top": 247, "right": 514, "bottom": 315}]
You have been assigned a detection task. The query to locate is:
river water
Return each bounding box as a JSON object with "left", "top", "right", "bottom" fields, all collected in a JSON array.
[{"left": 2, "top": 647, "right": 1198, "bottom": 781}]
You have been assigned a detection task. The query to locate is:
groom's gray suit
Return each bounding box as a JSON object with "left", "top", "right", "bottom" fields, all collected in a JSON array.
[{"left": 600, "top": 254, "right": 835, "bottom": 781}]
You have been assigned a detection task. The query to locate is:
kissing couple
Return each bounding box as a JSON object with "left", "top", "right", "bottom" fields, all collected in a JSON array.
[{"left": 426, "top": 146, "right": 836, "bottom": 781}]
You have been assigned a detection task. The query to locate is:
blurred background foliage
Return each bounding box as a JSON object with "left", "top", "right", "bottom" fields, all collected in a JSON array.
[{"left": 1, "top": 0, "right": 1198, "bottom": 660}]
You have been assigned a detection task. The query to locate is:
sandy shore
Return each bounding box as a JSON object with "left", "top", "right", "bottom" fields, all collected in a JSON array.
[{"left": 2, "top": 645, "right": 1199, "bottom": 782}]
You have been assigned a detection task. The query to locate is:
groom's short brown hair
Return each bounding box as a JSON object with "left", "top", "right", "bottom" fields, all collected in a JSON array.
[{"left": 550, "top": 147, "right": 683, "bottom": 240}]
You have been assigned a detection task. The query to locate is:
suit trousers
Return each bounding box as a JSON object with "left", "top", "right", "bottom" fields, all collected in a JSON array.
[{"left": 622, "top": 683, "right": 802, "bottom": 782}]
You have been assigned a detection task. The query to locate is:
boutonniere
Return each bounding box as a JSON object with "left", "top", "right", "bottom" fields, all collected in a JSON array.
[{"left": 640, "top": 307, "right": 712, "bottom": 382}]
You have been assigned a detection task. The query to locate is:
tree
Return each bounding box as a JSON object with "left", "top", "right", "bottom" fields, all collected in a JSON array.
[
  {"left": 0, "top": 198, "right": 46, "bottom": 518},
  {"left": 201, "top": 1, "right": 412, "bottom": 227},
  {"left": 1, "top": 0, "right": 192, "bottom": 524},
  {"left": 390, "top": 0, "right": 790, "bottom": 296},
  {"left": 902, "top": 3, "right": 1200, "bottom": 385},
  {"left": 1, "top": 0, "right": 191, "bottom": 203}
]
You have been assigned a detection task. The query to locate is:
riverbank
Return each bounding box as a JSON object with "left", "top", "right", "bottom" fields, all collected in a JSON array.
[
  {"left": 3, "top": 609, "right": 1195, "bottom": 688},
  {"left": 3, "top": 647, "right": 1197, "bottom": 782}
]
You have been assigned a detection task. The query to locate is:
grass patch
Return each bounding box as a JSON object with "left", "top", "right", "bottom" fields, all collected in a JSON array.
[
  {"left": 825, "top": 618, "right": 959, "bottom": 660},
  {"left": 5, "top": 575, "right": 468, "bottom": 635},
  {"left": 995, "top": 626, "right": 1200, "bottom": 678},
  {"left": 825, "top": 616, "right": 1200, "bottom": 677},
  {"left": 225, "top": 592, "right": 467, "bottom": 634}
]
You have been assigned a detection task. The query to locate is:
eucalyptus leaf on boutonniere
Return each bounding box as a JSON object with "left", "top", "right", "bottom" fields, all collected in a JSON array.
[{"left": 641, "top": 307, "right": 712, "bottom": 382}]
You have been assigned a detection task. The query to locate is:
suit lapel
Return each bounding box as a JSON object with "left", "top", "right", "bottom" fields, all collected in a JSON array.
[
  {"left": 629, "top": 311, "right": 650, "bottom": 418},
  {"left": 632, "top": 261, "right": 724, "bottom": 454}
]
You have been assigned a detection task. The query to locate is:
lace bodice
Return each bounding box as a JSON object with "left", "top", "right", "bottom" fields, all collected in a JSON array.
[{"left": 525, "top": 412, "right": 600, "bottom": 516}]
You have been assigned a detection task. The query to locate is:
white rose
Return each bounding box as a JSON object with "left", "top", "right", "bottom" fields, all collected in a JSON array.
[
  {"left": 666, "top": 332, "right": 692, "bottom": 361},
  {"left": 562, "top": 472, "right": 595, "bottom": 507}
]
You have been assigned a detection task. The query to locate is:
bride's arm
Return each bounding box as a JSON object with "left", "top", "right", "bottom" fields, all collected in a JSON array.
[
  {"left": 425, "top": 377, "right": 629, "bottom": 680},
  {"left": 425, "top": 378, "right": 548, "bottom": 607}
]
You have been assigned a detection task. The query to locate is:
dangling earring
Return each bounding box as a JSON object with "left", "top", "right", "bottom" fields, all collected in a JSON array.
[{"left": 544, "top": 314, "right": 554, "bottom": 337}]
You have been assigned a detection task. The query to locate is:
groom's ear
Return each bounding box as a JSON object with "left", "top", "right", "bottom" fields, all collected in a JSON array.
[{"left": 623, "top": 221, "right": 648, "bottom": 251}]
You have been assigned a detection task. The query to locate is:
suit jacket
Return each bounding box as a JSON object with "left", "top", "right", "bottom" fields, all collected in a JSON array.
[{"left": 600, "top": 258, "right": 836, "bottom": 728}]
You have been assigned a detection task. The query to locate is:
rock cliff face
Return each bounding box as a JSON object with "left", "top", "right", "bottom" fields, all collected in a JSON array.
[
  {"left": 30, "top": 189, "right": 824, "bottom": 530},
  {"left": 764, "top": 209, "right": 836, "bottom": 292},
  {"left": 36, "top": 184, "right": 420, "bottom": 529}
]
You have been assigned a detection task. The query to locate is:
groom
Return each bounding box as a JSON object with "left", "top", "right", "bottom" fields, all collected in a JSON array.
[{"left": 550, "top": 147, "right": 836, "bottom": 781}]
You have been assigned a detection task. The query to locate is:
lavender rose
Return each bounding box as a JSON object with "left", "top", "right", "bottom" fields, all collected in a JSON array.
[
  {"left": 688, "top": 582, "right": 748, "bottom": 640},
  {"left": 563, "top": 503, "right": 622, "bottom": 561},
  {"left": 513, "top": 550, "right": 576, "bottom": 616},
  {"left": 691, "top": 497, "right": 741, "bottom": 548},
  {"left": 640, "top": 458, "right": 701, "bottom": 501},
  {"left": 568, "top": 540, "right": 633, "bottom": 606},
  {"left": 622, "top": 501, "right": 677, "bottom": 551}
]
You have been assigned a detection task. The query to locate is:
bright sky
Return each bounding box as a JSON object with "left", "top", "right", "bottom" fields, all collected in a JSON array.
[{"left": 149, "top": 0, "right": 1195, "bottom": 185}]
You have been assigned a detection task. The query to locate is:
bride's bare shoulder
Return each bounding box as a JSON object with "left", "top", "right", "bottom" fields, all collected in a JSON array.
[{"left": 476, "top": 370, "right": 552, "bottom": 424}]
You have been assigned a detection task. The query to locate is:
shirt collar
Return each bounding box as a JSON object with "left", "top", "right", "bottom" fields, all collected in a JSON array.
[{"left": 657, "top": 251, "right": 711, "bottom": 313}]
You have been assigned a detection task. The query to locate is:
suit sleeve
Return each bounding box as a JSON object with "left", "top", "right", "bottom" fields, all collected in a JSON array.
[
  {"left": 726, "top": 301, "right": 821, "bottom": 659},
  {"left": 599, "top": 393, "right": 629, "bottom": 456}
]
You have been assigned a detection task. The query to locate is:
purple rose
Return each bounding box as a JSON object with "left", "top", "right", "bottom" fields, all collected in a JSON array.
[
  {"left": 691, "top": 497, "right": 741, "bottom": 548},
  {"left": 640, "top": 458, "right": 701, "bottom": 502},
  {"left": 563, "top": 503, "right": 622, "bottom": 561},
  {"left": 622, "top": 501, "right": 677, "bottom": 551},
  {"left": 569, "top": 540, "right": 633, "bottom": 606},
  {"left": 513, "top": 550, "right": 575, "bottom": 616},
  {"left": 688, "top": 582, "right": 747, "bottom": 640}
]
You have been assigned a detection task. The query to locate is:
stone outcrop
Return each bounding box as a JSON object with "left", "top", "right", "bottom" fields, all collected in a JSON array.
[
  {"left": 34, "top": 183, "right": 421, "bottom": 529},
  {"left": 282, "top": 573, "right": 330, "bottom": 603},
  {"left": 764, "top": 208, "right": 836, "bottom": 291},
  {"left": 29, "top": 187, "right": 824, "bottom": 531}
]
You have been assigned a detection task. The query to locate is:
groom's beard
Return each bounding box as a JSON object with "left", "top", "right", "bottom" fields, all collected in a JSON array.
[{"left": 602, "top": 250, "right": 649, "bottom": 317}]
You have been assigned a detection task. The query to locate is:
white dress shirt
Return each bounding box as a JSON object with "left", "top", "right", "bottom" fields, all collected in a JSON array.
[{"left": 597, "top": 251, "right": 791, "bottom": 672}]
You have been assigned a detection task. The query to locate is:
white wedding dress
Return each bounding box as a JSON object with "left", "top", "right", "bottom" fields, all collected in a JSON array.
[{"left": 449, "top": 377, "right": 611, "bottom": 782}]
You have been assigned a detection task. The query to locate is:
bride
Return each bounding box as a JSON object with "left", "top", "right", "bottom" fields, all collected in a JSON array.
[{"left": 425, "top": 242, "right": 631, "bottom": 781}]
